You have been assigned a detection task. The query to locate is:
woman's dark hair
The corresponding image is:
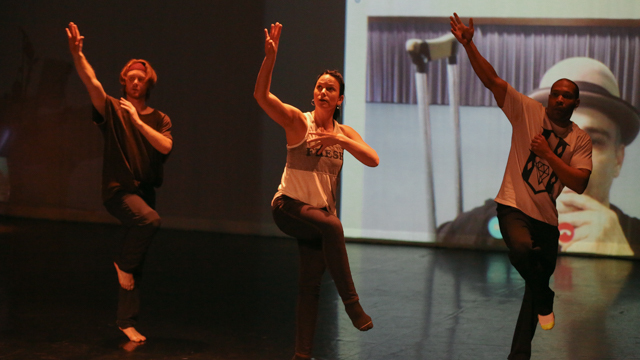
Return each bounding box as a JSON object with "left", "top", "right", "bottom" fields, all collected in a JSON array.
[{"left": 317, "top": 70, "right": 344, "bottom": 120}]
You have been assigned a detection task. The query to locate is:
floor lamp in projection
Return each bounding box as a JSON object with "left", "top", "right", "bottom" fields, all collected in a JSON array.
[{"left": 406, "top": 34, "right": 461, "bottom": 241}]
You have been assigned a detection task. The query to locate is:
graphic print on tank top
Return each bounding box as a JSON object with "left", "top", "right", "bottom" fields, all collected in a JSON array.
[
  {"left": 274, "top": 114, "right": 345, "bottom": 214},
  {"left": 286, "top": 119, "right": 344, "bottom": 177},
  {"left": 521, "top": 128, "right": 568, "bottom": 199},
  {"left": 307, "top": 144, "right": 344, "bottom": 159}
]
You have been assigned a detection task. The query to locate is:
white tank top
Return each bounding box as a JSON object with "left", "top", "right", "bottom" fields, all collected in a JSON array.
[{"left": 273, "top": 112, "right": 344, "bottom": 215}]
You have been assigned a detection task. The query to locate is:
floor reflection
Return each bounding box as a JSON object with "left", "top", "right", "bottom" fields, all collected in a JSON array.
[
  {"left": 121, "top": 340, "right": 145, "bottom": 352},
  {"left": 114, "top": 337, "right": 209, "bottom": 355},
  {"left": 317, "top": 245, "right": 638, "bottom": 360},
  {"left": 0, "top": 217, "right": 638, "bottom": 359}
]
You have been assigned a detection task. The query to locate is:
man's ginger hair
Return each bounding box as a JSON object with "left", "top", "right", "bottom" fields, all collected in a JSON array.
[{"left": 119, "top": 59, "right": 157, "bottom": 100}]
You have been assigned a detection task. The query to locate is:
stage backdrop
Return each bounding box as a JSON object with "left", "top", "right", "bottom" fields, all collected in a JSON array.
[
  {"left": 342, "top": 0, "right": 640, "bottom": 259},
  {"left": 0, "top": 0, "right": 345, "bottom": 236}
]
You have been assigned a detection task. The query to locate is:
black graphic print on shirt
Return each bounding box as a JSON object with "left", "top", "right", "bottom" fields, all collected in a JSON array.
[
  {"left": 521, "top": 128, "right": 568, "bottom": 199},
  {"left": 306, "top": 146, "right": 344, "bottom": 160}
]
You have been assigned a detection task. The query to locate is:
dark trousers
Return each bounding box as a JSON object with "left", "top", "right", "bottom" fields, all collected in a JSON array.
[
  {"left": 104, "top": 190, "right": 161, "bottom": 329},
  {"left": 272, "top": 195, "right": 359, "bottom": 358},
  {"left": 496, "top": 203, "right": 559, "bottom": 360}
]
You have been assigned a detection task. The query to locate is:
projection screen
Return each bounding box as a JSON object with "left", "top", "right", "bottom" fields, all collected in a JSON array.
[{"left": 342, "top": 0, "right": 640, "bottom": 259}]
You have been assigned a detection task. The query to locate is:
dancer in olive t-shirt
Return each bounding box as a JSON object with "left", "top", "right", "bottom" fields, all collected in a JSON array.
[{"left": 66, "top": 22, "right": 173, "bottom": 343}]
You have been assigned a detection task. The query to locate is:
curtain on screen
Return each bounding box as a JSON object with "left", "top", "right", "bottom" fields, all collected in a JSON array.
[{"left": 367, "top": 19, "right": 640, "bottom": 108}]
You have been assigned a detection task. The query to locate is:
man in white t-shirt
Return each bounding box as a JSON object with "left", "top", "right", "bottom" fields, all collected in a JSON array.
[{"left": 450, "top": 14, "right": 592, "bottom": 360}]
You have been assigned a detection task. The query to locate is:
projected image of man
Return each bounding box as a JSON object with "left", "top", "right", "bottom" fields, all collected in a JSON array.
[
  {"left": 530, "top": 58, "right": 640, "bottom": 257},
  {"left": 436, "top": 57, "right": 640, "bottom": 258}
]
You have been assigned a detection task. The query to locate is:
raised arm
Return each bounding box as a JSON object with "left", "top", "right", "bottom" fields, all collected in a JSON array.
[
  {"left": 450, "top": 13, "right": 507, "bottom": 107},
  {"left": 66, "top": 22, "right": 107, "bottom": 116},
  {"left": 253, "top": 23, "right": 307, "bottom": 145}
]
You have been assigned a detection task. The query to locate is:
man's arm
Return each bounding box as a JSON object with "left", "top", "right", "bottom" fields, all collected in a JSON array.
[
  {"left": 119, "top": 98, "right": 173, "bottom": 155},
  {"left": 450, "top": 13, "right": 508, "bottom": 107},
  {"left": 531, "top": 134, "right": 590, "bottom": 193},
  {"left": 66, "top": 22, "right": 107, "bottom": 116}
]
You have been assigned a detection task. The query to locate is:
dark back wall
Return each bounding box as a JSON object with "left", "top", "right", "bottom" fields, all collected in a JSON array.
[{"left": 0, "top": 0, "right": 345, "bottom": 236}]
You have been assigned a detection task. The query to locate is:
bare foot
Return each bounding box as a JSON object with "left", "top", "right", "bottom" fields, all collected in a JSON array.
[
  {"left": 120, "top": 327, "right": 146, "bottom": 342},
  {"left": 114, "top": 262, "right": 134, "bottom": 291}
]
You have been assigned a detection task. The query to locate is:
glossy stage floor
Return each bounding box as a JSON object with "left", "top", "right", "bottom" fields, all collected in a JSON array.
[{"left": 0, "top": 216, "right": 638, "bottom": 360}]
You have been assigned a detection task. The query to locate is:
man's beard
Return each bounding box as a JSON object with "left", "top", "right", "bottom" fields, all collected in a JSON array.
[{"left": 127, "top": 90, "right": 145, "bottom": 100}]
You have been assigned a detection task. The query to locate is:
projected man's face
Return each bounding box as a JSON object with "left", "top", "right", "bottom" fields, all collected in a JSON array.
[
  {"left": 124, "top": 69, "right": 148, "bottom": 100},
  {"left": 314, "top": 74, "right": 343, "bottom": 111},
  {"left": 564, "top": 107, "right": 624, "bottom": 204}
]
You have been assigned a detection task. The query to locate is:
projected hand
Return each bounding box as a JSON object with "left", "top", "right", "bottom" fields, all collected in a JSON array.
[
  {"left": 66, "top": 22, "right": 84, "bottom": 56},
  {"left": 119, "top": 98, "right": 142, "bottom": 125},
  {"left": 530, "top": 134, "right": 553, "bottom": 160},
  {"left": 450, "top": 13, "right": 474, "bottom": 45},
  {"left": 557, "top": 192, "right": 633, "bottom": 256},
  {"left": 264, "top": 22, "right": 282, "bottom": 58},
  {"left": 308, "top": 128, "right": 344, "bottom": 154}
]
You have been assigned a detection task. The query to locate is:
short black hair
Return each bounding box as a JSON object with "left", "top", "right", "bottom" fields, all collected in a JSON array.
[{"left": 553, "top": 78, "right": 580, "bottom": 99}]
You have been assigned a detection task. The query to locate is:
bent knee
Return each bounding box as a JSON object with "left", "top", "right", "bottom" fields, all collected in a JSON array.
[
  {"left": 319, "top": 216, "right": 343, "bottom": 237},
  {"left": 140, "top": 211, "right": 161, "bottom": 228},
  {"left": 508, "top": 244, "right": 533, "bottom": 265},
  {"left": 298, "top": 284, "right": 322, "bottom": 297}
]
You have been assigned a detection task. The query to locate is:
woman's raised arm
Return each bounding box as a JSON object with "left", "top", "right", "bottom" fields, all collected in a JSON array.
[{"left": 253, "top": 23, "right": 307, "bottom": 145}]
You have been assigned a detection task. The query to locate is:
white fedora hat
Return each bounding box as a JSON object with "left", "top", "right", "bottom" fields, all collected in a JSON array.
[{"left": 529, "top": 57, "right": 640, "bottom": 145}]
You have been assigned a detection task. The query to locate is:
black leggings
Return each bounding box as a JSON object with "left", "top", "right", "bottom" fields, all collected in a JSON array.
[
  {"left": 272, "top": 195, "right": 360, "bottom": 357},
  {"left": 496, "top": 203, "right": 559, "bottom": 360},
  {"left": 104, "top": 191, "right": 161, "bottom": 329}
]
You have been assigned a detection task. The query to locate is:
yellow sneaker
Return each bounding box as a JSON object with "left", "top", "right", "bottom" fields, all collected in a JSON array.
[{"left": 538, "top": 312, "right": 555, "bottom": 330}]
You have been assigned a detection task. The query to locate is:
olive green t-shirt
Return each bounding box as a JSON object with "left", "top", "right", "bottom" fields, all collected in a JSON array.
[{"left": 92, "top": 96, "right": 172, "bottom": 202}]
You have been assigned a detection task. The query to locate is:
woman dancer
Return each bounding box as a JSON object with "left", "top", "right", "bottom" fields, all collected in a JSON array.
[{"left": 254, "top": 23, "right": 379, "bottom": 360}]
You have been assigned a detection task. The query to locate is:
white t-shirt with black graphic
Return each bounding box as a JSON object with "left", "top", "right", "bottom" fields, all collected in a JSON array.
[{"left": 495, "top": 85, "right": 592, "bottom": 226}]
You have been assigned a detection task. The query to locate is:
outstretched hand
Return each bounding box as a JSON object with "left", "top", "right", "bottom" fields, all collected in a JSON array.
[
  {"left": 264, "top": 22, "right": 282, "bottom": 57},
  {"left": 66, "top": 22, "right": 84, "bottom": 56},
  {"left": 450, "top": 13, "right": 474, "bottom": 45}
]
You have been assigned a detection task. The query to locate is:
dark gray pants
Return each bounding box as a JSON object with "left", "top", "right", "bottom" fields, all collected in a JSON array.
[
  {"left": 104, "top": 190, "right": 161, "bottom": 329},
  {"left": 496, "top": 203, "right": 559, "bottom": 360},
  {"left": 272, "top": 195, "right": 359, "bottom": 358}
]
